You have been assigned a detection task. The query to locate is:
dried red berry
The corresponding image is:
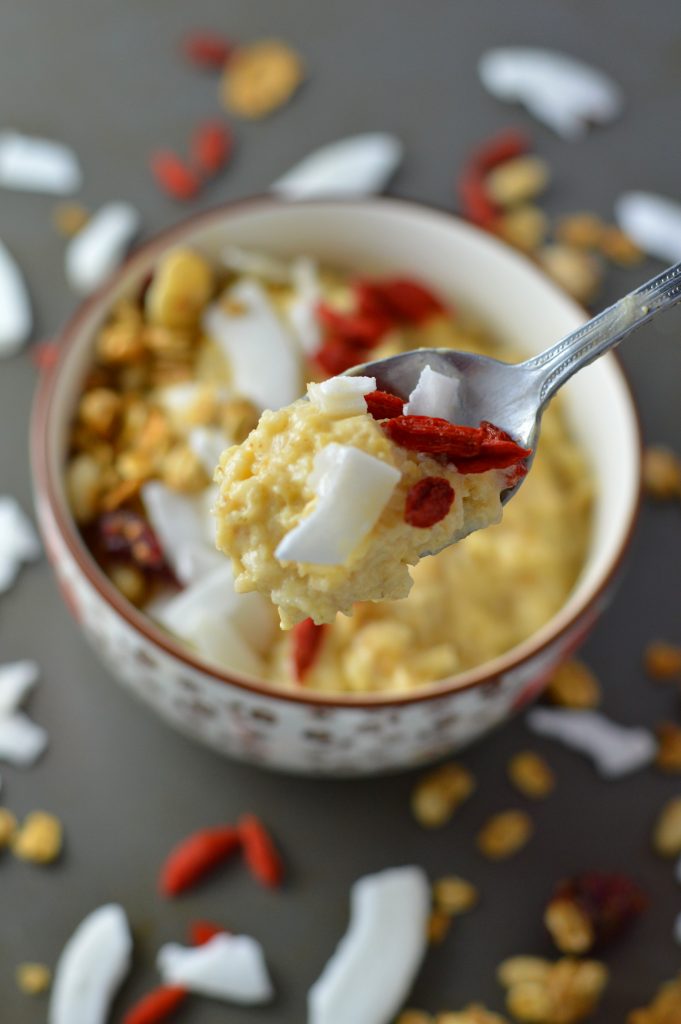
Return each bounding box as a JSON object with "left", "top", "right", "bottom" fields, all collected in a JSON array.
[
  {"left": 189, "top": 920, "right": 227, "bottom": 945},
  {"left": 470, "top": 129, "right": 530, "bottom": 174},
  {"left": 150, "top": 151, "right": 201, "bottom": 201},
  {"left": 181, "top": 31, "right": 234, "bottom": 70},
  {"left": 457, "top": 129, "right": 529, "bottom": 228},
  {"left": 405, "top": 476, "right": 455, "bottom": 527},
  {"left": 97, "top": 510, "right": 167, "bottom": 573},
  {"left": 356, "top": 278, "right": 446, "bottom": 324},
  {"left": 123, "top": 985, "right": 188, "bottom": 1024},
  {"left": 191, "top": 120, "right": 233, "bottom": 176},
  {"left": 458, "top": 168, "right": 499, "bottom": 228},
  {"left": 383, "top": 415, "right": 483, "bottom": 457},
  {"left": 364, "top": 389, "right": 404, "bottom": 420},
  {"left": 546, "top": 871, "right": 647, "bottom": 954},
  {"left": 237, "top": 814, "right": 284, "bottom": 888},
  {"left": 317, "top": 303, "right": 392, "bottom": 347},
  {"left": 313, "top": 334, "right": 370, "bottom": 376},
  {"left": 291, "top": 617, "right": 326, "bottom": 681},
  {"left": 159, "top": 825, "right": 241, "bottom": 896}
]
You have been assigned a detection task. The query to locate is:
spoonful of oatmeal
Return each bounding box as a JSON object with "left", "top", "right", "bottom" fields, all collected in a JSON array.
[{"left": 213, "top": 261, "right": 681, "bottom": 628}]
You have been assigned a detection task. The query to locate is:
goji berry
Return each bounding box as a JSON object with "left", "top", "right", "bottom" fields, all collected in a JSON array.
[
  {"left": 189, "top": 919, "right": 227, "bottom": 945},
  {"left": 317, "top": 303, "right": 392, "bottom": 347},
  {"left": 237, "top": 814, "right": 284, "bottom": 888},
  {"left": 470, "top": 129, "right": 529, "bottom": 174},
  {"left": 547, "top": 872, "right": 647, "bottom": 952},
  {"left": 458, "top": 168, "right": 499, "bottom": 228},
  {"left": 181, "top": 31, "right": 234, "bottom": 70},
  {"left": 405, "top": 476, "right": 455, "bottom": 527},
  {"left": 383, "top": 415, "right": 483, "bottom": 457},
  {"left": 313, "top": 334, "right": 370, "bottom": 376},
  {"left": 364, "top": 389, "right": 404, "bottom": 420},
  {"left": 191, "top": 120, "right": 233, "bottom": 176},
  {"left": 356, "top": 278, "right": 445, "bottom": 324},
  {"left": 457, "top": 129, "right": 529, "bottom": 229},
  {"left": 123, "top": 985, "right": 188, "bottom": 1024},
  {"left": 291, "top": 617, "right": 326, "bottom": 681},
  {"left": 159, "top": 825, "right": 241, "bottom": 896},
  {"left": 97, "top": 510, "right": 167, "bottom": 573},
  {"left": 150, "top": 151, "right": 201, "bottom": 202}
]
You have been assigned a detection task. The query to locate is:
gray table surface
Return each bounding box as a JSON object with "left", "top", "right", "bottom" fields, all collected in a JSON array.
[{"left": 2, "top": 1, "right": 681, "bottom": 1020}]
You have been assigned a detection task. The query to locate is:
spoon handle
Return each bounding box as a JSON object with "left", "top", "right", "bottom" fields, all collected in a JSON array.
[{"left": 522, "top": 260, "right": 681, "bottom": 407}]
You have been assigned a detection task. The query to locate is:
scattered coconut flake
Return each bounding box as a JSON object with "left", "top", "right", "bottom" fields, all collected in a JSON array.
[
  {"left": 141, "top": 481, "right": 221, "bottom": 586},
  {"left": 307, "top": 376, "right": 376, "bottom": 417},
  {"left": 527, "top": 708, "right": 656, "bottom": 778},
  {"left": 188, "top": 426, "right": 230, "bottom": 475},
  {"left": 157, "top": 933, "right": 273, "bottom": 1004},
  {"left": 479, "top": 48, "right": 622, "bottom": 139},
  {"left": 288, "top": 256, "right": 322, "bottom": 355},
  {"left": 275, "top": 443, "right": 401, "bottom": 565},
  {"left": 0, "top": 131, "right": 82, "bottom": 194},
  {"left": 203, "top": 279, "right": 301, "bottom": 412},
  {"left": 404, "top": 365, "right": 460, "bottom": 419},
  {"left": 49, "top": 904, "right": 132, "bottom": 1024},
  {"left": 0, "top": 660, "right": 40, "bottom": 717},
  {"left": 221, "top": 246, "right": 292, "bottom": 282},
  {"left": 65, "top": 202, "right": 140, "bottom": 295},
  {"left": 0, "top": 242, "right": 32, "bottom": 357},
  {"left": 308, "top": 866, "right": 430, "bottom": 1024},
  {"left": 615, "top": 192, "right": 681, "bottom": 263},
  {"left": 0, "top": 497, "right": 41, "bottom": 592},
  {"left": 271, "top": 132, "right": 403, "bottom": 199},
  {"left": 0, "top": 713, "right": 47, "bottom": 766}
]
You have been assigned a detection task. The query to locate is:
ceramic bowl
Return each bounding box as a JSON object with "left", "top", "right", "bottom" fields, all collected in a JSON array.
[{"left": 31, "top": 198, "right": 641, "bottom": 775}]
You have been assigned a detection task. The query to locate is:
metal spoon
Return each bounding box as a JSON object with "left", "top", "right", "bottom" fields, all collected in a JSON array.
[{"left": 348, "top": 260, "right": 681, "bottom": 506}]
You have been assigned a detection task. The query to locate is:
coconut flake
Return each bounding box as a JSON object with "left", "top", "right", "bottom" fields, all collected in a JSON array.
[
  {"left": 404, "top": 365, "right": 460, "bottom": 419},
  {"left": 275, "top": 443, "right": 400, "bottom": 565},
  {"left": 157, "top": 933, "right": 273, "bottom": 1004},
  {"left": 0, "top": 497, "right": 41, "bottom": 592},
  {"left": 479, "top": 48, "right": 622, "bottom": 139},
  {"left": 0, "top": 712, "right": 47, "bottom": 766},
  {"left": 0, "top": 660, "right": 40, "bottom": 717},
  {"left": 204, "top": 279, "right": 301, "bottom": 412},
  {"left": 188, "top": 426, "right": 230, "bottom": 475},
  {"left": 65, "top": 202, "right": 140, "bottom": 295},
  {"left": 271, "top": 132, "right": 403, "bottom": 199},
  {"left": 307, "top": 376, "right": 376, "bottom": 417},
  {"left": 308, "top": 866, "right": 429, "bottom": 1024},
  {"left": 0, "top": 242, "right": 32, "bottom": 357},
  {"left": 0, "top": 131, "right": 82, "bottom": 194},
  {"left": 527, "top": 708, "right": 656, "bottom": 778},
  {"left": 49, "top": 904, "right": 132, "bottom": 1024},
  {"left": 221, "top": 246, "right": 292, "bottom": 282},
  {"left": 141, "top": 481, "right": 221, "bottom": 586},
  {"left": 288, "top": 257, "right": 322, "bottom": 355},
  {"left": 615, "top": 191, "right": 681, "bottom": 263}
]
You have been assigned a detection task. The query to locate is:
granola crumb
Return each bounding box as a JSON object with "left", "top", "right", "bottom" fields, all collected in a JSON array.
[
  {"left": 397, "top": 1010, "right": 434, "bottom": 1024},
  {"left": 52, "top": 201, "right": 90, "bottom": 238},
  {"left": 538, "top": 244, "right": 603, "bottom": 304},
  {"left": 427, "top": 907, "right": 453, "bottom": 945},
  {"left": 627, "top": 972, "right": 681, "bottom": 1023},
  {"left": 546, "top": 660, "right": 601, "bottom": 709},
  {"left": 411, "top": 762, "right": 476, "bottom": 828},
  {"left": 12, "top": 811, "right": 63, "bottom": 864},
  {"left": 0, "top": 807, "right": 18, "bottom": 849},
  {"left": 642, "top": 446, "right": 681, "bottom": 501},
  {"left": 545, "top": 872, "right": 646, "bottom": 954},
  {"left": 645, "top": 641, "right": 681, "bottom": 681},
  {"left": 554, "top": 213, "right": 605, "bottom": 250},
  {"left": 16, "top": 962, "right": 51, "bottom": 995},
  {"left": 655, "top": 722, "right": 681, "bottom": 772},
  {"left": 499, "top": 956, "right": 608, "bottom": 1024},
  {"left": 544, "top": 897, "right": 595, "bottom": 954},
  {"left": 652, "top": 797, "right": 681, "bottom": 857},
  {"left": 436, "top": 1007, "right": 509, "bottom": 1024},
  {"left": 507, "top": 751, "right": 555, "bottom": 799},
  {"left": 477, "top": 811, "right": 533, "bottom": 860},
  {"left": 485, "top": 156, "right": 550, "bottom": 208},
  {"left": 433, "top": 875, "right": 479, "bottom": 915},
  {"left": 221, "top": 39, "right": 304, "bottom": 119}
]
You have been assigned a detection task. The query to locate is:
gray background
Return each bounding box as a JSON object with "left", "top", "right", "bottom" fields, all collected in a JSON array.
[{"left": 2, "top": 0, "right": 681, "bottom": 1019}]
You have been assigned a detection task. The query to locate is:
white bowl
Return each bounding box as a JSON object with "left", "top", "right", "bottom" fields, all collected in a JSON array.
[{"left": 31, "top": 198, "right": 641, "bottom": 775}]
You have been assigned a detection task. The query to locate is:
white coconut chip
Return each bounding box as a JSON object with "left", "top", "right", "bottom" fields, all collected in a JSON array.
[
  {"left": 203, "top": 279, "right": 301, "bottom": 412},
  {"left": 0, "top": 712, "right": 47, "bottom": 766},
  {"left": 188, "top": 426, "right": 230, "bottom": 475},
  {"left": 65, "top": 202, "right": 140, "bottom": 295},
  {"left": 307, "top": 376, "right": 376, "bottom": 417},
  {"left": 0, "top": 242, "right": 32, "bottom": 357},
  {"left": 404, "top": 365, "right": 460, "bottom": 419},
  {"left": 0, "top": 659, "right": 40, "bottom": 717},
  {"left": 141, "top": 481, "right": 221, "bottom": 586},
  {"left": 49, "top": 904, "right": 132, "bottom": 1024},
  {"left": 158, "top": 933, "right": 273, "bottom": 1005},
  {"left": 308, "top": 866, "right": 430, "bottom": 1024},
  {"left": 221, "top": 246, "right": 292, "bottom": 282},
  {"left": 275, "top": 443, "right": 401, "bottom": 566},
  {"left": 288, "top": 256, "right": 322, "bottom": 355},
  {"left": 0, "top": 496, "right": 41, "bottom": 593},
  {"left": 0, "top": 131, "right": 82, "bottom": 194},
  {"left": 479, "top": 48, "right": 622, "bottom": 139},
  {"left": 271, "top": 132, "right": 403, "bottom": 199},
  {"left": 615, "top": 191, "right": 681, "bottom": 263},
  {"left": 526, "top": 708, "right": 656, "bottom": 778}
]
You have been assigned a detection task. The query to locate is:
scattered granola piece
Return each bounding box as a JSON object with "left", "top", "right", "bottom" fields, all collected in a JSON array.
[
  {"left": 544, "top": 872, "right": 647, "bottom": 954},
  {"left": 433, "top": 875, "right": 479, "bottom": 916},
  {"left": 498, "top": 956, "right": 608, "bottom": 1024},
  {"left": 52, "top": 202, "right": 90, "bottom": 238},
  {"left": 546, "top": 660, "right": 601, "bottom": 709},
  {"left": 477, "top": 811, "right": 533, "bottom": 860},
  {"left": 498, "top": 957, "right": 552, "bottom": 988},
  {"left": 652, "top": 797, "right": 681, "bottom": 857},
  {"left": 411, "top": 762, "right": 476, "bottom": 828},
  {"left": 645, "top": 641, "right": 681, "bottom": 680},
  {"left": 628, "top": 972, "right": 681, "bottom": 1024},
  {"left": 397, "top": 1011, "right": 433, "bottom": 1024},
  {"left": 436, "top": 1007, "right": 509, "bottom": 1024},
  {"left": 538, "top": 244, "right": 603, "bottom": 304},
  {"left": 642, "top": 446, "right": 681, "bottom": 501},
  {"left": 598, "top": 225, "right": 643, "bottom": 266},
  {"left": 221, "top": 39, "right": 304, "bottom": 119},
  {"left": 655, "top": 722, "right": 681, "bottom": 772},
  {"left": 485, "top": 155, "right": 550, "bottom": 208},
  {"left": 555, "top": 213, "right": 605, "bottom": 250},
  {"left": 498, "top": 205, "right": 548, "bottom": 252},
  {"left": 427, "top": 908, "right": 452, "bottom": 945},
  {"left": 526, "top": 708, "right": 655, "bottom": 778},
  {"left": 0, "top": 806, "right": 17, "bottom": 848},
  {"left": 16, "top": 961, "right": 51, "bottom": 995},
  {"left": 12, "top": 811, "right": 63, "bottom": 864},
  {"left": 508, "top": 751, "right": 555, "bottom": 799}
]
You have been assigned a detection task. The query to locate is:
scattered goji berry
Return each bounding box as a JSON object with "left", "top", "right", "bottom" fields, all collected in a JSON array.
[
  {"left": 181, "top": 31, "right": 234, "bottom": 70},
  {"left": 364, "top": 389, "right": 404, "bottom": 420},
  {"left": 356, "top": 278, "right": 446, "bottom": 323},
  {"left": 150, "top": 151, "right": 201, "bottom": 202},
  {"left": 457, "top": 129, "right": 530, "bottom": 229},
  {"left": 545, "top": 872, "right": 647, "bottom": 954},
  {"left": 291, "top": 617, "right": 326, "bottom": 681},
  {"left": 122, "top": 985, "right": 188, "bottom": 1024},
  {"left": 405, "top": 476, "right": 455, "bottom": 527},
  {"left": 191, "top": 120, "right": 233, "bottom": 176},
  {"left": 97, "top": 510, "right": 167, "bottom": 573},
  {"left": 470, "top": 129, "right": 530, "bottom": 174},
  {"left": 237, "top": 814, "right": 284, "bottom": 888},
  {"left": 189, "top": 920, "right": 227, "bottom": 945},
  {"left": 159, "top": 825, "right": 241, "bottom": 896},
  {"left": 458, "top": 168, "right": 500, "bottom": 228}
]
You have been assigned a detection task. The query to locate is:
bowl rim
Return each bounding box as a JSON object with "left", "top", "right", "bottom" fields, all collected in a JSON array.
[{"left": 30, "top": 194, "right": 643, "bottom": 709}]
